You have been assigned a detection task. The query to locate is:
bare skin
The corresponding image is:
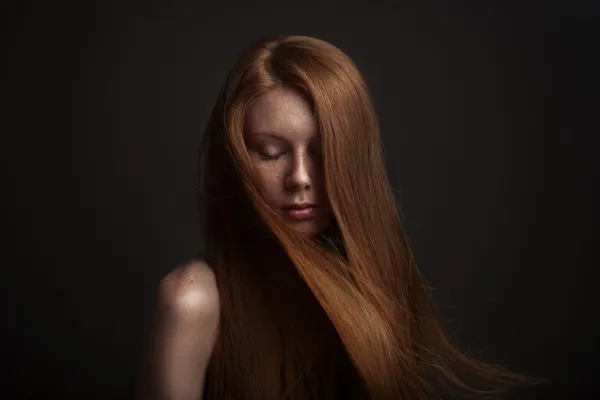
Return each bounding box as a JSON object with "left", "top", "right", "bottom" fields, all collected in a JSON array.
[
  {"left": 244, "top": 85, "right": 333, "bottom": 237},
  {"left": 139, "top": 86, "right": 330, "bottom": 399},
  {"left": 137, "top": 261, "right": 219, "bottom": 400}
]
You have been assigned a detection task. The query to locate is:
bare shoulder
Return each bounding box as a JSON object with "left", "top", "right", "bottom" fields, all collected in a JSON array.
[
  {"left": 157, "top": 259, "right": 220, "bottom": 321},
  {"left": 139, "top": 260, "right": 219, "bottom": 399}
]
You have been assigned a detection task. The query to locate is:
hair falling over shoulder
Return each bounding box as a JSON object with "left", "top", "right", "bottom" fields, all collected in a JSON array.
[{"left": 198, "top": 35, "right": 537, "bottom": 399}]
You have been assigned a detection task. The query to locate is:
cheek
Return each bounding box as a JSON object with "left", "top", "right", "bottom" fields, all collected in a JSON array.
[{"left": 253, "top": 165, "right": 284, "bottom": 204}]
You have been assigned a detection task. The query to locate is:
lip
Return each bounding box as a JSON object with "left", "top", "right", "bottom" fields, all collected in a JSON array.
[
  {"left": 282, "top": 203, "right": 316, "bottom": 210},
  {"left": 282, "top": 204, "right": 317, "bottom": 220}
]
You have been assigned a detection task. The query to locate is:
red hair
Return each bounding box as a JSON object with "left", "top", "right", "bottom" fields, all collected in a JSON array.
[{"left": 198, "top": 35, "right": 533, "bottom": 399}]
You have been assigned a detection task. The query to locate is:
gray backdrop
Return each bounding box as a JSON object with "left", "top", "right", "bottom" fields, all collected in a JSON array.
[{"left": 8, "top": 1, "right": 598, "bottom": 399}]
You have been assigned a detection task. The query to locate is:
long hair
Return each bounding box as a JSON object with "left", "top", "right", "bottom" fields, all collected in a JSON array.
[{"left": 199, "top": 35, "right": 532, "bottom": 399}]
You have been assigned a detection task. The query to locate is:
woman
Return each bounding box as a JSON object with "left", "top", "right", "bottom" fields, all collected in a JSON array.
[{"left": 138, "top": 35, "right": 532, "bottom": 399}]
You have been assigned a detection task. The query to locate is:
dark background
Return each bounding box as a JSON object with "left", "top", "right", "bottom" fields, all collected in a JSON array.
[{"left": 7, "top": 1, "right": 598, "bottom": 399}]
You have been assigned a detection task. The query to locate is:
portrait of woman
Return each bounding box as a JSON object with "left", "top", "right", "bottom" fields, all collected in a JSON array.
[{"left": 137, "top": 35, "right": 532, "bottom": 399}]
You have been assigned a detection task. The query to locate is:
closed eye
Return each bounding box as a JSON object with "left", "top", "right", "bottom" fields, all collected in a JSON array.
[{"left": 259, "top": 153, "right": 283, "bottom": 161}]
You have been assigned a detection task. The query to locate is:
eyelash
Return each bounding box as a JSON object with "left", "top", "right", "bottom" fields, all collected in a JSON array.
[
  {"left": 257, "top": 149, "right": 320, "bottom": 162},
  {"left": 259, "top": 153, "right": 282, "bottom": 161}
]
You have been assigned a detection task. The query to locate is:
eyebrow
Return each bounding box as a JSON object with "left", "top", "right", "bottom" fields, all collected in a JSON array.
[
  {"left": 247, "top": 131, "right": 322, "bottom": 148},
  {"left": 249, "top": 132, "right": 285, "bottom": 140},
  {"left": 247, "top": 131, "right": 290, "bottom": 145}
]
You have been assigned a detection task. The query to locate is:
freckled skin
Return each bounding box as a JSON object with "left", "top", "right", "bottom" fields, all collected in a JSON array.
[{"left": 244, "top": 86, "right": 334, "bottom": 237}]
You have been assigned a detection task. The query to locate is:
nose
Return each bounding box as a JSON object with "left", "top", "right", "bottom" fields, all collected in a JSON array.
[{"left": 285, "top": 152, "right": 312, "bottom": 191}]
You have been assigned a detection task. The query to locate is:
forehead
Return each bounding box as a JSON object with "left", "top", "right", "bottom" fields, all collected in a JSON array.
[{"left": 245, "top": 86, "right": 317, "bottom": 143}]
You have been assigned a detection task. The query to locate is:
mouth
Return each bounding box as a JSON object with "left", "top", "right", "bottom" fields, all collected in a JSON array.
[{"left": 281, "top": 204, "right": 318, "bottom": 220}]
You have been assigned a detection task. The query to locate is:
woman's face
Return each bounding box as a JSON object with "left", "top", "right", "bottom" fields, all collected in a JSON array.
[{"left": 244, "top": 86, "right": 333, "bottom": 237}]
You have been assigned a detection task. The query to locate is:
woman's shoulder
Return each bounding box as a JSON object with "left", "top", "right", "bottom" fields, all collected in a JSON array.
[
  {"left": 139, "top": 260, "right": 218, "bottom": 399},
  {"left": 157, "top": 259, "right": 220, "bottom": 321}
]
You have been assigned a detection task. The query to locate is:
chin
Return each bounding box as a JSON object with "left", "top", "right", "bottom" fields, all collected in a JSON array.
[{"left": 288, "top": 220, "right": 328, "bottom": 237}]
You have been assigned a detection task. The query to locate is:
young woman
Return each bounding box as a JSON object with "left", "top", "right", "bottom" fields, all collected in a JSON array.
[{"left": 138, "top": 35, "right": 531, "bottom": 399}]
